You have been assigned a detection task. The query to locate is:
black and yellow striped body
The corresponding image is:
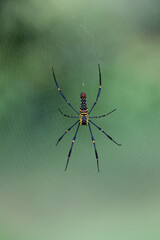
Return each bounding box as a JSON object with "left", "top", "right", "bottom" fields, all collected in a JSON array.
[
  {"left": 79, "top": 95, "right": 89, "bottom": 126},
  {"left": 53, "top": 64, "right": 121, "bottom": 172}
]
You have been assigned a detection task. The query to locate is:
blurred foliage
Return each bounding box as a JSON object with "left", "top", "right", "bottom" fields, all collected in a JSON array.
[{"left": 0, "top": 0, "right": 160, "bottom": 239}]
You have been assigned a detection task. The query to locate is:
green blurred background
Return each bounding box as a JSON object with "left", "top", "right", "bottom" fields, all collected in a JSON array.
[{"left": 0, "top": 0, "right": 160, "bottom": 239}]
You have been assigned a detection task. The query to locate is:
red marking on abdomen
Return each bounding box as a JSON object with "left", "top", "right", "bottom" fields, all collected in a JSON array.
[{"left": 80, "top": 92, "right": 86, "bottom": 98}]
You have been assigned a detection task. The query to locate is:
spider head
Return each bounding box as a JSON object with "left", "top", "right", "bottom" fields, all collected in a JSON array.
[{"left": 80, "top": 92, "right": 86, "bottom": 98}]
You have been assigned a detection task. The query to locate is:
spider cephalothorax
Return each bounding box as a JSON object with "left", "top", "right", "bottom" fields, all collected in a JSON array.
[{"left": 52, "top": 64, "right": 121, "bottom": 172}]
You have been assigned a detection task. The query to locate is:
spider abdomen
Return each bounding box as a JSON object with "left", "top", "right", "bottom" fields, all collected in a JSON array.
[
  {"left": 80, "top": 93, "right": 89, "bottom": 125},
  {"left": 80, "top": 98, "right": 87, "bottom": 111}
]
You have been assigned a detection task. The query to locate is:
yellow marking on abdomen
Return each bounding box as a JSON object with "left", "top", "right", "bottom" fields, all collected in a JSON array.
[
  {"left": 93, "top": 140, "right": 95, "bottom": 143},
  {"left": 72, "top": 140, "right": 75, "bottom": 143},
  {"left": 58, "top": 88, "right": 60, "bottom": 91}
]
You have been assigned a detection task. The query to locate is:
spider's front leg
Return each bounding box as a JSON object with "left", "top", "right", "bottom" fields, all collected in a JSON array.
[
  {"left": 88, "top": 123, "right": 100, "bottom": 172},
  {"left": 56, "top": 120, "right": 79, "bottom": 146},
  {"left": 65, "top": 123, "right": 80, "bottom": 171},
  {"left": 89, "top": 120, "right": 121, "bottom": 146}
]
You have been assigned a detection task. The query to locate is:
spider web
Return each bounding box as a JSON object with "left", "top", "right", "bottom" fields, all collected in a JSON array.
[{"left": 0, "top": 0, "right": 160, "bottom": 239}]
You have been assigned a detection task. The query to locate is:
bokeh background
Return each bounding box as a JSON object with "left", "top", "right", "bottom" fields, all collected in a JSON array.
[{"left": 0, "top": 0, "right": 160, "bottom": 239}]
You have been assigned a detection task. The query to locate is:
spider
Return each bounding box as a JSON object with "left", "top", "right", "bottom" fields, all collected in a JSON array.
[{"left": 52, "top": 64, "right": 121, "bottom": 172}]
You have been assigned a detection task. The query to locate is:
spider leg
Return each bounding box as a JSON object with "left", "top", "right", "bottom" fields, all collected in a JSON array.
[
  {"left": 88, "top": 64, "right": 101, "bottom": 114},
  {"left": 65, "top": 123, "right": 80, "bottom": 171},
  {"left": 89, "top": 120, "right": 122, "bottom": 146},
  {"left": 58, "top": 108, "right": 79, "bottom": 118},
  {"left": 89, "top": 109, "right": 117, "bottom": 118},
  {"left": 88, "top": 123, "right": 100, "bottom": 172},
  {"left": 56, "top": 120, "right": 79, "bottom": 146},
  {"left": 52, "top": 67, "right": 79, "bottom": 115}
]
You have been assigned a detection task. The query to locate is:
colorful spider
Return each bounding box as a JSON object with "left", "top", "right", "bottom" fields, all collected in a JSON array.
[{"left": 52, "top": 64, "right": 121, "bottom": 172}]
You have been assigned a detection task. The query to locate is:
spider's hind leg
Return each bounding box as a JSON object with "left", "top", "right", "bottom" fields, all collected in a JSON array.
[
  {"left": 52, "top": 67, "right": 79, "bottom": 115},
  {"left": 88, "top": 64, "right": 102, "bottom": 114}
]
